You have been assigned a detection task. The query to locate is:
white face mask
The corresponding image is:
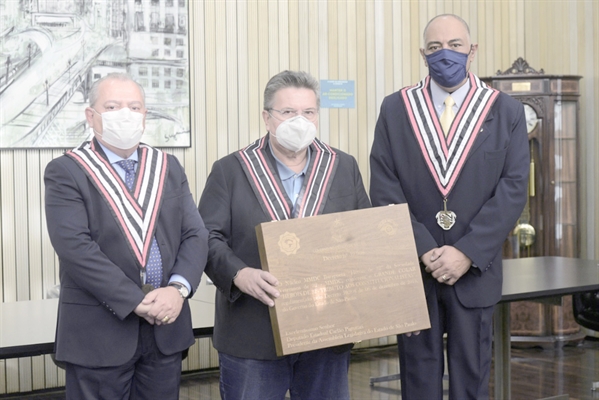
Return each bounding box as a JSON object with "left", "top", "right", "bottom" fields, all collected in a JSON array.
[
  {"left": 92, "top": 107, "right": 145, "bottom": 150},
  {"left": 272, "top": 115, "right": 317, "bottom": 153}
]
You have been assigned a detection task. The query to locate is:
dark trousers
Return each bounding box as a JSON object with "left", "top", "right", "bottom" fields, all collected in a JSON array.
[
  {"left": 65, "top": 320, "right": 183, "bottom": 400},
  {"left": 398, "top": 282, "right": 495, "bottom": 400},
  {"left": 218, "top": 347, "right": 351, "bottom": 400}
]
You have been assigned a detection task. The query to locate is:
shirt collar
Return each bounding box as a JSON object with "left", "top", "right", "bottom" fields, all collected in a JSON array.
[
  {"left": 97, "top": 141, "right": 139, "bottom": 164},
  {"left": 430, "top": 78, "right": 470, "bottom": 116},
  {"left": 268, "top": 139, "right": 311, "bottom": 181}
]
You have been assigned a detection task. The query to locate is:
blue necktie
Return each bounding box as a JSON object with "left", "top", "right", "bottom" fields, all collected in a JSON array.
[{"left": 116, "top": 160, "right": 163, "bottom": 288}]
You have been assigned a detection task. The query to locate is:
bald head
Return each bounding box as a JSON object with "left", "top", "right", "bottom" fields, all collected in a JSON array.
[{"left": 423, "top": 14, "right": 471, "bottom": 45}]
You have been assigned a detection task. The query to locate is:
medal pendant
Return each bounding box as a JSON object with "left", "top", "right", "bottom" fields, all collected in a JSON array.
[
  {"left": 436, "top": 199, "right": 456, "bottom": 230},
  {"left": 142, "top": 284, "right": 155, "bottom": 294}
]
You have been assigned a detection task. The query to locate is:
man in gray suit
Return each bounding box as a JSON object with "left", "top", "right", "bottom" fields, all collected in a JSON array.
[
  {"left": 45, "top": 73, "right": 208, "bottom": 400},
  {"left": 199, "top": 70, "right": 371, "bottom": 399}
]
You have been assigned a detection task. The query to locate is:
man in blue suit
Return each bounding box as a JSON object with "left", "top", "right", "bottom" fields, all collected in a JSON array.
[
  {"left": 369, "top": 14, "right": 529, "bottom": 399},
  {"left": 45, "top": 73, "right": 208, "bottom": 399}
]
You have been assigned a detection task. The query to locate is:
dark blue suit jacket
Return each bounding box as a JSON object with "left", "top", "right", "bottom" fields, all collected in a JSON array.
[
  {"left": 370, "top": 87, "right": 529, "bottom": 308},
  {"left": 44, "top": 145, "right": 208, "bottom": 367}
]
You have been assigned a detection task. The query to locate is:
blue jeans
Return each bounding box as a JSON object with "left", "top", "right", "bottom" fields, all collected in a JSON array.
[{"left": 218, "top": 347, "right": 351, "bottom": 400}]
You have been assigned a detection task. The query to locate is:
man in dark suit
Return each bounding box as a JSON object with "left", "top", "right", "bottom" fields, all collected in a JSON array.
[
  {"left": 369, "top": 14, "right": 529, "bottom": 399},
  {"left": 44, "top": 73, "right": 208, "bottom": 400},
  {"left": 198, "top": 70, "right": 371, "bottom": 399}
]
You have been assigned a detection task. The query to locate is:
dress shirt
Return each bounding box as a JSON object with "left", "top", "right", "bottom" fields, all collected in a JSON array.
[
  {"left": 269, "top": 142, "right": 311, "bottom": 213},
  {"left": 430, "top": 78, "right": 470, "bottom": 118}
]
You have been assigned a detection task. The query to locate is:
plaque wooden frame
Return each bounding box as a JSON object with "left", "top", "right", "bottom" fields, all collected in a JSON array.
[{"left": 255, "top": 204, "right": 430, "bottom": 356}]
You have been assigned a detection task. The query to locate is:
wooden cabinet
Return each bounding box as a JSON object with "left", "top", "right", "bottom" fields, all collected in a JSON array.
[{"left": 482, "top": 58, "right": 582, "bottom": 345}]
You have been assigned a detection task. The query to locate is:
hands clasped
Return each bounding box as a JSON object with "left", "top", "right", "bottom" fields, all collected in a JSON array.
[
  {"left": 421, "top": 245, "right": 472, "bottom": 286},
  {"left": 234, "top": 267, "right": 280, "bottom": 307},
  {"left": 134, "top": 286, "right": 184, "bottom": 325}
]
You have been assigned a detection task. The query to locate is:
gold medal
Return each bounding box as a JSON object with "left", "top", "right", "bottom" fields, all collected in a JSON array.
[{"left": 436, "top": 198, "right": 456, "bottom": 230}]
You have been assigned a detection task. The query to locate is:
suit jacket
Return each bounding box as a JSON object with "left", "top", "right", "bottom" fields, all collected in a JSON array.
[
  {"left": 44, "top": 144, "right": 208, "bottom": 368},
  {"left": 198, "top": 138, "right": 371, "bottom": 360},
  {"left": 370, "top": 83, "right": 529, "bottom": 308}
]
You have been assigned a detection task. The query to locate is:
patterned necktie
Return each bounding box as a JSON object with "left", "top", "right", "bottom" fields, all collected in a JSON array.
[
  {"left": 440, "top": 95, "right": 456, "bottom": 136},
  {"left": 116, "top": 160, "right": 163, "bottom": 288}
]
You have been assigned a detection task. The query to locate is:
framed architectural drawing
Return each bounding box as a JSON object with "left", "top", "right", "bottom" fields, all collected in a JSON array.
[{"left": 0, "top": 0, "right": 191, "bottom": 148}]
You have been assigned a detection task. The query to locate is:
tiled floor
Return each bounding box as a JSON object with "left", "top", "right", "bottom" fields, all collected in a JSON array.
[{"left": 4, "top": 339, "right": 599, "bottom": 399}]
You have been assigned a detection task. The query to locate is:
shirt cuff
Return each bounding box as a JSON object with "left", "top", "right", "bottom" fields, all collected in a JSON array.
[{"left": 169, "top": 274, "right": 191, "bottom": 293}]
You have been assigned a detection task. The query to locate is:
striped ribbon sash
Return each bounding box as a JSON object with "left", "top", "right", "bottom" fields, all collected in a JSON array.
[
  {"left": 401, "top": 73, "right": 499, "bottom": 198},
  {"left": 235, "top": 136, "right": 339, "bottom": 221},
  {"left": 66, "top": 141, "right": 169, "bottom": 268}
]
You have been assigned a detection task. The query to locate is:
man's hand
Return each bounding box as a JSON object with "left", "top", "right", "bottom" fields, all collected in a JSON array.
[
  {"left": 424, "top": 245, "right": 472, "bottom": 285},
  {"left": 142, "top": 287, "right": 185, "bottom": 326},
  {"left": 134, "top": 301, "right": 155, "bottom": 324},
  {"left": 234, "top": 267, "right": 280, "bottom": 307}
]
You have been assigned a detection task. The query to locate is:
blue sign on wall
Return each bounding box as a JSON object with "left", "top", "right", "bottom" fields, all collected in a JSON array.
[{"left": 320, "top": 80, "right": 355, "bottom": 109}]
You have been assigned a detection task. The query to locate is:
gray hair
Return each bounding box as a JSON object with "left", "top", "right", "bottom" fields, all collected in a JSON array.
[
  {"left": 423, "top": 14, "right": 471, "bottom": 43},
  {"left": 88, "top": 72, "right": 146, "bottom": 107},
  {"left": 263, "top": 70, "right": 320, "bottom": 110}
]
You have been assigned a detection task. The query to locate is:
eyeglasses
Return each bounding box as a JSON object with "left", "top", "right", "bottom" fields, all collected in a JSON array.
[{"left": 268, "top": 108, "right": 319, "bottom": 122}]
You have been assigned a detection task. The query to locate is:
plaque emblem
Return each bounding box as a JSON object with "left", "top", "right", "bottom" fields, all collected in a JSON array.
[
  {"left": 278, "top": 232, "right": 301, "bottom": 255},
  {"left": 331, "top": 218, "right": 349, "bottom": 243},
  {"left": 378, "top": 219, "right": 398, "bottom": 236}
]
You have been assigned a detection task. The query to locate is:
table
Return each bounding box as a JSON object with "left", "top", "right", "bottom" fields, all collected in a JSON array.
[
  {"left": 0, "top": 296, "right": 214, "bottom": 359},
  {"left": 494, "top": 256, "right": 599, "bottom": 400},
  {"left": 369, "top": 257, "right": 599, "bottom": 398}
]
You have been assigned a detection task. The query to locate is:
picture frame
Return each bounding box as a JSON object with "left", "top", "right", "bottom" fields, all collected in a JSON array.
[{"left": 0, "top": 0, "right": 192, "bottom": 149}]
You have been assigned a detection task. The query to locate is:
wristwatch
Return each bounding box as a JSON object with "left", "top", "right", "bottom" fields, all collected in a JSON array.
[{"left": 168, "top": 282, "right": 190, "bottom": 299}]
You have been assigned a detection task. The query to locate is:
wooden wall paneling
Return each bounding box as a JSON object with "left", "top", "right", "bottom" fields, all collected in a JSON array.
[
  {"left": 246, "top": 1, "right": 262, "bottom": 145},
  {"left": 0, "top": 361, "right": 5, "bottom": 395},
  {"left": 15, "top": 152, "right": 30, "bottom": 300},
  {"left": 277, "top": 0, "right": 289, "bottom": 73},
  {"left": 592, "top": 1, "right": 599, "bottom": 259},
  {"left": 337, "top": 1, "right": 349, "bottom": 153},
  {"left": 236, "top": 1, "right": 250, "bottom": 152},
  {"left": 327, "top": 0, "right": 339, "bottom": 149},
  {"left": 0, "top": 150, "right": 13, "bottom": 302},
  {"left": 398, "top": 1, "right": 411, "bottom": 90},
  {"left": 203, "top": 1, "right": 219, "bottom": 170},
  {"left": 297, "top": 0, "right": 309, "bottom": 72},
  {"left": 355, "top": 0, "right": 369, "bottom": 185},
  {"left": 288, "top": 1, "right": 299, "bottom": 71},
  {"left": 346, "top": 2, "right": 359, "bottom": 161},
  {"left": 267, "top": 0, "right": 279, "bottom": 76},
  {"left": 215, "top": 1, "right": 229, "bottom": 159},
  {"left": 26, "top": 151, "right": 42, "bottom": 301},
  {"left": 226, "top": 0, "right": 240, "bottom": 154},
  {"left": 317, "top": 0, "right": 329, "bottom": 144},
  {"left": 187, "top": 0, "right": 201, "bottom": 196},
  {"left": 5, "top": 359, "right": 18, "bottom": 393},
  {"left": 373, "top": 0, "right": 386, "bottom": 130},
  {"left": 257, "top": 0, "right": 270, "bottom": 138},
  {"left": 384, "top": 2, "right": 401, "bottom": 102},
  {"left": 364, "top": 0, "right": 377, "bottom": 186},
  {"left": 39, "top": 150, "right": 57, "bottom": 298}
]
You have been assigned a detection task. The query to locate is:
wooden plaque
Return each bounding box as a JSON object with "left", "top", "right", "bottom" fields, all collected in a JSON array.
[{"left": 255, "top": 204, "right": 430, "bottom": 356}]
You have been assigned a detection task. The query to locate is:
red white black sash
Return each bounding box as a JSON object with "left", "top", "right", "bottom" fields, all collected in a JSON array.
[
  {"left": 401, "top": 73, "right": 499, "bottom": 197},
  {"left": 235, "top": 136, "right": 338, "bottom": 220},
  {"left": 66, "top": 140, "right": 169, "bottom": 268}
]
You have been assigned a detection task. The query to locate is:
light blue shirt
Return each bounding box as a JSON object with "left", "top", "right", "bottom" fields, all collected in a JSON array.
[
  {"left": 269, "top": 142, "right": 311, "bottom": 214},
  {"left": 430, "top": 78, "right": 470, "bottom": 118},
  {"left": 97, "top": 142, "right": 191, "bottom": 291}
]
